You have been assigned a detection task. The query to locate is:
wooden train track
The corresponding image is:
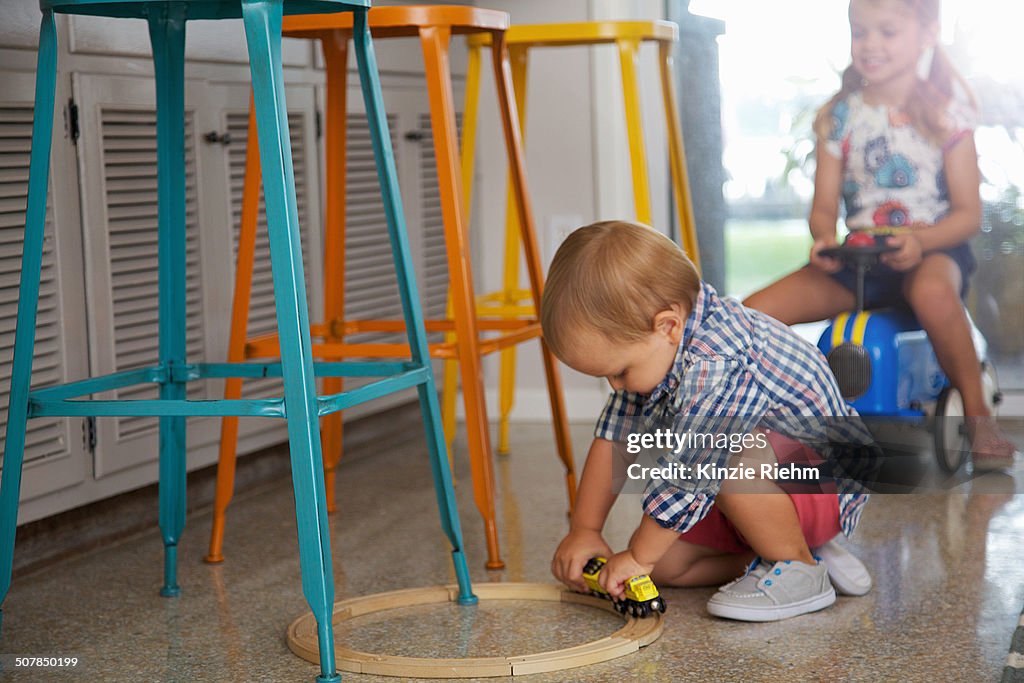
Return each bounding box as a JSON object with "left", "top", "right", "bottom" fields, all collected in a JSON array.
[{"left": 286, "top": 582, "right": 665, "bottom": 677}]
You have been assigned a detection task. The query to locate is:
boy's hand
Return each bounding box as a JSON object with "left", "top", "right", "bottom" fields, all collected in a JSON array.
[
  {"left": 552, "top": 529, "right": 613, "bottom": 593},
  {"left": 880, "top": 232, "right": 923, "bottom": 271},
  {"left": 809, "top": 238, "right": 843, "bottom": 273},
  {"left": 598, "top": 550, "right": 655, "bottom": 601}
]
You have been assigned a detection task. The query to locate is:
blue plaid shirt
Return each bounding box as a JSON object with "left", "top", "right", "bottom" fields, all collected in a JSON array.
[{"left": 595, "top": 282, "right": 872, "bottom": 536}]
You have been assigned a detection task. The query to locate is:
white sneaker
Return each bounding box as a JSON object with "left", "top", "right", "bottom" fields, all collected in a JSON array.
[
  {"left": 812, "top": 537, "right": 872, "bottom": 596},
  {"left": 706, "top": 558, "right": 835, "bottom": 622}
]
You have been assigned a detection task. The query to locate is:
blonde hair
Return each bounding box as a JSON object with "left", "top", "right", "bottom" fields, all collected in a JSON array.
[
  {"left": 540, "top": 221, "right": 700, "bottom": 360},
  {"left": 813, "top": 0, "right": 977, "bottom": 146}
]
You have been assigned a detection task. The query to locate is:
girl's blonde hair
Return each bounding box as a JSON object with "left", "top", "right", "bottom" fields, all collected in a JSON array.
[
  {"left": 540, "top": 221, "right": 700, "bottom": 359},
  {"left": 813, "top": 0, "right": 977, "bottom": 146}
]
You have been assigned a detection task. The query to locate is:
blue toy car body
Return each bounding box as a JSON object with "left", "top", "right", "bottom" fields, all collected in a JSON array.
[
  {"left": 818, "top": 309, "right": 946, "bottom": 418},
  {"left": 814, "top": 239, "right": 999, "bottom": 474}
]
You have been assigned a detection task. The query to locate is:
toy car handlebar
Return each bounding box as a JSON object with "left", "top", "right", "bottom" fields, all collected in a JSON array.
[
  {"left": 818, "top": 236, "right": 900, "bottom": 312},
  {"left": 818, "top": 243, "right": 899, "bottom": 260}
]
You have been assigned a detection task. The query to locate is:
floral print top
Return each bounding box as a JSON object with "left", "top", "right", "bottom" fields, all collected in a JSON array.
[{"left": 823, "top": 91, "right": 975, "bottom": 229}]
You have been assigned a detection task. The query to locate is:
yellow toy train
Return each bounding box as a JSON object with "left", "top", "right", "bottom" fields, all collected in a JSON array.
[{"left": 582, "top": 556, "right": 666, "bottom": 617}]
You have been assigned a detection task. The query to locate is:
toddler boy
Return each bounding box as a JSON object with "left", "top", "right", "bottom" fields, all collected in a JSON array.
[{"left": 542, "top": 221, "right": 876, "bottom": 621}]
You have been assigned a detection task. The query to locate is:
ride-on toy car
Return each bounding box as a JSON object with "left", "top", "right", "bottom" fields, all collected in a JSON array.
[{"left": 816, "top": 231, "right": 1001, "bottom": 474}]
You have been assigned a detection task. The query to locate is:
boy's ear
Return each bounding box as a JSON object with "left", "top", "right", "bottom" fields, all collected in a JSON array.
[{"left": 653, "top": 307, "right": 685, "bottom": 344}]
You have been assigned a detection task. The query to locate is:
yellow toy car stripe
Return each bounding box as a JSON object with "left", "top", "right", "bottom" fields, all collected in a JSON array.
[
  {"left": 851, "top": 311, "right": 871, "bottom": 346},
  {"left": 832, "top": 312, "right": 850, "bottom": 349}
]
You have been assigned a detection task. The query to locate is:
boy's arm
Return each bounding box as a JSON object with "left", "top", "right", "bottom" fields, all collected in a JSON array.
[
  {"left": 598, "top": 515, "right": 679, "bottom": 599},
  {"left": 551, "top": 438, "right": 619, "bottom": 592}
]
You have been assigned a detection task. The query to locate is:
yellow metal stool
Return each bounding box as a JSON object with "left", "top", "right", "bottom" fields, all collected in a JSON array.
[{"left": 453, "top": 20, "right": 701, "bottom": 454}]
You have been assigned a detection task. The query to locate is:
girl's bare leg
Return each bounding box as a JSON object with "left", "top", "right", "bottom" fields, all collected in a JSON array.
[
  {"left": 744, "top": 265, "right": 856, "bottom": 325},
  {"left": 903, "top": 254, "right": 1017, "bottom": 461}
]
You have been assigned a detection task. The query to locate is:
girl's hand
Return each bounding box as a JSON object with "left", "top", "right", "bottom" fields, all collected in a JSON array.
[
  {"left": 551, "top": 529, "right": 613, "bottom": 593},
  {"left": 809, "top": 238, "right": 843, "bottom": 273},
  {"left": 598, "top": 550, "right": 655, "bottom": 601},
  {"left": 881, "top": 233, "right": 923, "bottom": 271}
]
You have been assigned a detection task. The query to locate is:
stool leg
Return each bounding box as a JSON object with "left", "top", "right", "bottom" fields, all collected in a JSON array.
[
  {"left": 458, "top": 42, "right": 482, "bottom": 219},
  {"left": 320, "top": 33, "right": 349, "bottom": 517},
  {"left": 0, "top": 10, "right": 58, "bottom": 630},
  {"left": 207, "top": 96, "right": 261, "bottom": 564},
  {"left": 241, "top": 2, "right": 339, "bottom": 680},
  {"left": 439, "top": 39, "right": 485, "bottom": 459},
  {"left": 489, "top": 32, "right": 577, "bottom": 512},
  {"left": 148, "top": 4, "right": 188, "bottom": 599},
  {"left": 421, "top": 24, "right": 503, "bottom": 570},
  {"left": 617, "top": 37, "right": 652, "bottom": 226},
  {"left": 495, "top": 45, "right": 529, "bottom": 456},
  {"left": 440, "top": 292, "right": 458, "bottom": 472},
  {"left": 658, "top": 41, "right": 700, "bottom": 265},
  {"left": 353, "top": 11, "right": 475, "bottom": 598}
]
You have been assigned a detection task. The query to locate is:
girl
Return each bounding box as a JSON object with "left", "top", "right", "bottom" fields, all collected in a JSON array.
[{"left": 744, "top": 0, "right": 1017, "bottom": 470}]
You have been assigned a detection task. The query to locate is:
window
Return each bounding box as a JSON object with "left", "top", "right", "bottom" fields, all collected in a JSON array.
[{"left": 693, "top": 0, "right": 1024, "bottom": 391}]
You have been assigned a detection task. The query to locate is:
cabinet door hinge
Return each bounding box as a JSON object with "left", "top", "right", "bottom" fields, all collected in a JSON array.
[
  {"left": 67, "top": 98, "right": 80, "bottom": 144},
  {"left": 84, "top": 416, "right": 96, "bottom": 452},
  {"left": 315, "top": 110, "right": 322, "bottom": 139}
]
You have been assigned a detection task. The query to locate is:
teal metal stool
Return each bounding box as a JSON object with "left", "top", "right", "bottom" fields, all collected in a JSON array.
[{"left": 0, "top": 1, "right": 476, "bottom": 681}]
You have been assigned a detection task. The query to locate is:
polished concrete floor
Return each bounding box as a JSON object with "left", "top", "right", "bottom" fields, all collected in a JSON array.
[{"left": 2, "top": 418, "right": 1023, "bottom": 682}]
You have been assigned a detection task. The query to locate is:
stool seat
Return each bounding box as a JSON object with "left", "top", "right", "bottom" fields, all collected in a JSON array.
[
  {"left": 283, "top": 4, "right": 507, "bottom": 37},
  {"left": 42, "top": 0, "right": 368, "bottom": 20},
  {"left": 468, "top": 20, "right": 678, "bottom": 48}
]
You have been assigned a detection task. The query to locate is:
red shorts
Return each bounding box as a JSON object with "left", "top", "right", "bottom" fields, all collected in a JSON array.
[{"left": 679, "top": 430, "right": 842, "bottom": 554}]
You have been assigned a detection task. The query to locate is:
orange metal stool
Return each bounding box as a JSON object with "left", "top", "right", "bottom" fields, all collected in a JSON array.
[
  {"left": 453, "top": 21, "right": 702, "bottom": 455},
  {"left": 206, "top": 5, "right": 576, "bottom": 570}
]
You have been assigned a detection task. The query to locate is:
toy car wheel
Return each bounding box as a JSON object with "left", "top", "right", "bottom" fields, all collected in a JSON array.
[
  {"left": 934, "top": 386, "right": 969, "bottom": 473},
  {"left": 614, "top": 601, "right": 627, "bottom": 615}
]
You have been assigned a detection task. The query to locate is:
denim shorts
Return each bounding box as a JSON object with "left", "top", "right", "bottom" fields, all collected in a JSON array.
[{"left": 828, "top": 238, "right": 976, "bottom": 310}]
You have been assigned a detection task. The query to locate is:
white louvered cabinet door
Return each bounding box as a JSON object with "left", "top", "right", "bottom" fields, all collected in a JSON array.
[
  {"left": 205, "top": 82, "right": 324, "bottom": 455},
  {"left": 74, "top": 73, "right": 218, "bottom": 479},
  {"left": 0, "top": 71, "right": 90, "bottom": 509}
]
